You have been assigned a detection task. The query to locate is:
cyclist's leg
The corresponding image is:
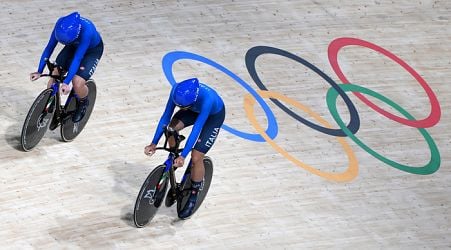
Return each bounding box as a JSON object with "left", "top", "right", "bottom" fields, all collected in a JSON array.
[
  {"left": 74, "top": 41, "right": 103, "bottom": 92},
  {"left": 72, "top": 75, "right": 88, "bottom": 97},
  {"left": 73, "top": 40, "right": 103, "bottom": 97},
  {"left": 53, "top": 45, "right": 75, "bottom": 88},
  {"left": 178, "top": 153, "right": 209, "bottom": 219},
  {"left": 72, "top": 41, "right": 103, "bottom": 122},
  {"left": 71, "top": 75, "right": 89, "bottom": 122},
  {"left": 167, "top": 117, "right": 185, "bottom": 148},
  {"left": 178, "top": 150, "right": 203, "bottom": 219},
  {"left": 190, "top": 150, "right": 205, "bottom": 182},
  {"left": 179, "top": 106, "right": 225, "bottom": 219},
  {"left": 169, "top": 109, "right": 198, "bottom": 147},
  {"left": 47, "top": 68, "right": 59, "bottom": 88},
  {"left": 190, "top": 106, "right": 225, "bottom": 180}
]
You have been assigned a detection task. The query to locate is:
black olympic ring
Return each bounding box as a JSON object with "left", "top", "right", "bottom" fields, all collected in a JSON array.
[{"left": 245, "top": 46, "right": 360, "bottom": 137}]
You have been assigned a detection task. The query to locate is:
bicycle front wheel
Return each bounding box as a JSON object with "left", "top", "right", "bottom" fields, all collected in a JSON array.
[
  {"left": 20, "top": 89, "right": 54, "bottom": 151},
  {"left": 133, "top": 165, "right": 168, "bottom": 228}
]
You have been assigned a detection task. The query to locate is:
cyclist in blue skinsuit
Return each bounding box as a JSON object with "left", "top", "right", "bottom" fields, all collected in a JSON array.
[
  {"left": 144, "top": 78, "right": 226, "bottom": 219},
  {"left": 30, "top": 12, "right": 103, "bottom": 123}
]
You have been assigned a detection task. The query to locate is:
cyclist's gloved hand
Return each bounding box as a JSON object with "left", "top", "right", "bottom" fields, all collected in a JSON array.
[
  {"left": 174, "top": 156, "right": 185, "bottom": 168},
  {"left": 144, "top": 143, "right": 157, "bottom": 156},
  {"left": 61, "top": 83, "right": 72, "bottom": 95},
  {"left": 30, "top": 72, "right": 41, "bottom": 81}
]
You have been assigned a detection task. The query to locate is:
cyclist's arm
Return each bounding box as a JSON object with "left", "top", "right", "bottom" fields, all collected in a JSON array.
[
  {"left": 63, "top": 34, "right": 90, "bottom": 85},
  {"left": 180, "top": 100, "right": 213, "bottom": 158},
  {"left": 151, "top": 89, "right": 176, "bottom": 145},
  {"left": 37, "top": 29, "right": 58, "bottom": 73}
]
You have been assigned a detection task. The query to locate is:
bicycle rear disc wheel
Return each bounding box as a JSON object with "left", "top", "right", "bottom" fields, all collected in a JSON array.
[
  {"left": 177, "top": 156, "right": 214, "bottom": 216},
  {"left": 20, "top": 89, "right": 54, "bottom": 151},
  {"left": 61, "top": 80, "right": 97, "bottom": 142},
  {"left": 133, "top": 165, "right": 168, "bottom": 228}
]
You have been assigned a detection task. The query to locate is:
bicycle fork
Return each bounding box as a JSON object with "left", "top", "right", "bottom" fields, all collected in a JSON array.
[{"left": 165, "top": 164, "right": 179, "bottom": 201}]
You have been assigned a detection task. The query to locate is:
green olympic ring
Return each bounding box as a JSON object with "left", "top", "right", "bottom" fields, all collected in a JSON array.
[{"left": 326, "top": 84, "right": 440, "bottom": 175}]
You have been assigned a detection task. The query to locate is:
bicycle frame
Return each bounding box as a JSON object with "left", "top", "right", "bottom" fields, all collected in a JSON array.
[
  {"left": 155, "top": 127, "right": 192, "bottom": 199},
  {"left": 40, "top": 59, "right": 75, "bottom": 123}
]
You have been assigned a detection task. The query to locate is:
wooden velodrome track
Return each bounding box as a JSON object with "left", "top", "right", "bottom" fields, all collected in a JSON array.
[{"left": 1, "top": 0, "right": 450, "bottom": 248}]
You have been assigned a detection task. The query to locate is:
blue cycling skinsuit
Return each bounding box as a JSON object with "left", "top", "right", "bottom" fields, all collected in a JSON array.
[
  {"left": 37, "top": 16, "right": 103, "bottom": 84},
  {"left": 151, "top": 83, "right": 226, "bottom": 158}
]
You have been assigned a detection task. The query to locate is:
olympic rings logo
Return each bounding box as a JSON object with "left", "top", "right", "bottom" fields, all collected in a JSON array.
[{"left": 162, "top": 37, "right": 441, "bottom": 182}]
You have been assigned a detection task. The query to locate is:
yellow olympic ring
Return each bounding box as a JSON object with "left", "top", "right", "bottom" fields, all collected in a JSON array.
[{"left": 244, "top": 90, "right": 358, "bottom": 182}]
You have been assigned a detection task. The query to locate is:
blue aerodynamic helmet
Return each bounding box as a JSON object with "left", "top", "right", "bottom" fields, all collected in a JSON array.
[
  {"left": 54, "top": 12, "right": 81, "bottom": 45},
  {"left": 173, "top": 78, "right": 200, "bottom": 108}
]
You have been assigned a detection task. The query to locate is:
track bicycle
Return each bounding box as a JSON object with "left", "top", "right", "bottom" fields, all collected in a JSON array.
[
  {"left": 20, "top": 59, "right": 97, "bottom": 151},
  {"left": 133, "top": 127, "right": 214, "bottom": 227}
]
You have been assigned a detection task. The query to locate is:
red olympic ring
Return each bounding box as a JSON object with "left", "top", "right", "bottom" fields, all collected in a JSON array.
[{"left": 328, "top": 37, "right": 441, "bottom": 128}]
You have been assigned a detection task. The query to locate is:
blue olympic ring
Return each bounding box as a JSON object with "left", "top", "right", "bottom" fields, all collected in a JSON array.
[{"left": 162, "top": 51, "right": 278, "bottom": 142}]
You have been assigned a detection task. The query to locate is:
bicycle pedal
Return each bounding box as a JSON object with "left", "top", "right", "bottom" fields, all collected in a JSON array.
[
  {"left": 49, "top": 117, "right": 59, "bottom": 131},
  {"left": 165, "top": 189, "right": 176, "bottom": 207},
  {"left": 49, "top": 123, "right": 58, "bottom": 131}
]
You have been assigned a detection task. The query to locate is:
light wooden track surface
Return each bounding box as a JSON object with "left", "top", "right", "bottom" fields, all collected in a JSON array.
[{"left": 1, "top": 0, "right": 450, "bottom": 249}]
